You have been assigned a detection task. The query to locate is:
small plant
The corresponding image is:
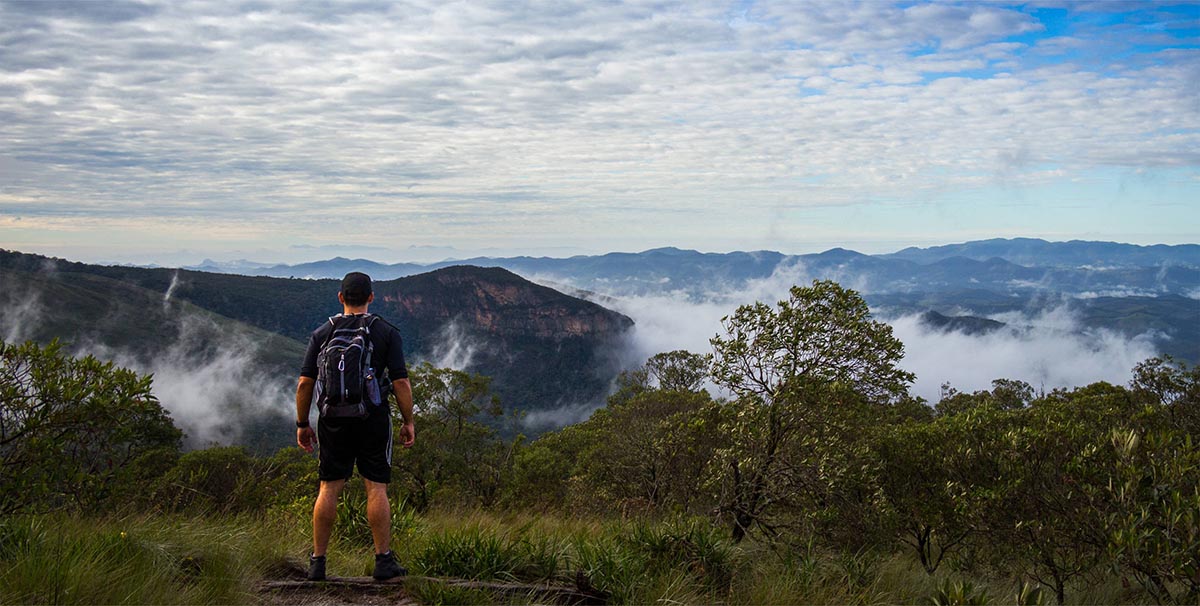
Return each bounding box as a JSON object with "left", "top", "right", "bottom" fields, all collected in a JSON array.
[
  {"left": 415, "top": 527, "right": 518, "bottom": 580},
  {"left": 1016, "top": 580, "right": 1047, "bottom": 606},
  {"left": 511, "top": 536, "right": 568, "bottom": 581},
  {"left": 928, "top": 578, "right": 991, "bottom": 605},
  {"left": 572, "top": 535, "right": 644, "bottom": 604},
  {"left": 838, "top": 547, "right": 882, "bottom": 588},
  {"left": 334, "top": 491, "right": 375, "bottom": 547}
]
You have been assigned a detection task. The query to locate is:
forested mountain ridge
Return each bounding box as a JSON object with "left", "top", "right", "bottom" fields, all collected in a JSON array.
[{"left": 0, "top": 249, "right": 634, "bottom": 448}]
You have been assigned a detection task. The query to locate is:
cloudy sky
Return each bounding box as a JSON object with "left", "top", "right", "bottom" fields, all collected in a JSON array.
[{"left": 1, "top": 0, "right": 1197, "bottom": 264}]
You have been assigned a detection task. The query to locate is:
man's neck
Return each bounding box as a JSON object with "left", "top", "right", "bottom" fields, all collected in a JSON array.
[{"left": 342, "top": 305, "right": 369, "bottom": 315}]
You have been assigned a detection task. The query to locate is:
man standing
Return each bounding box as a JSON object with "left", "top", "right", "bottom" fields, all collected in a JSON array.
[{"left": 296, "top": 272, "right": 416, "bottom": 581}]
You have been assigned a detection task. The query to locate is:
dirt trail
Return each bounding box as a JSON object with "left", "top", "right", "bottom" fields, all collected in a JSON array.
[
  {"left": 258, "top": 579, "right": 418, "bottom": 606},
  {"left": 255, "top": 562, "right": 418, "bottom": 606},
  {"left": 255, "top": 563, "right": 604, "bottom": 605}
]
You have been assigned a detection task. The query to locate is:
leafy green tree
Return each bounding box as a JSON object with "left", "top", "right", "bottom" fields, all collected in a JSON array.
[
  {"left": 935, "top": 379, "right": 1033, "bottom": 417},
  {"left": 151, "top": 446, "right": 257, "bottom": 513},
  {"left": 0, "top": 339, "right": 182, "bottom": 514},
  {"left": 392, "top": 363, "right": 515, "bottom": 510},
  {"left": 500, "top": 424, "right": 591, "bottom": 511},
  {"left": 876, "top": 412, "right": 1001, "bottom": 574},
  {"left": 645, "top": 350, "right": 712, "bottom": 392},
  {"left": 1106, "top": 428, "right": 1200, "bottom": 604},
  {"left": 987, "top": 383, "right": 1142, "bottom": 605},
  {"left": 574, "top": 389, "right": 720, "bottom": 513},
  {"left": 1130, "top": 356, "right": 1199, "bottom": 434},
  {"left": 709, "top": 280, "right": 913, "bottom": 542}
]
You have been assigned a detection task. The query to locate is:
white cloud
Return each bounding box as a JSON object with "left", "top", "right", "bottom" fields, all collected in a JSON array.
[
  {"left": 0, "top": 1, "right": 1195, "bottom": 256},
  {"left": 891, "top": 308, "right": 1159, "bottom": 402},
  {"left": 587, "top": 262, "right": 1163, "bottom": 405},
  {"left": 75, "top": 315, "right": 292, "bottom": 446}
]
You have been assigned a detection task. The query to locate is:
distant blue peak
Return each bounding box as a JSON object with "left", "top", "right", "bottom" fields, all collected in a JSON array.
[
  {"left": 640, "top": 247, "right": 696, "bottom": 255},
  {"left": 818, "top": 247, "right": 866, "bottom": 257}
]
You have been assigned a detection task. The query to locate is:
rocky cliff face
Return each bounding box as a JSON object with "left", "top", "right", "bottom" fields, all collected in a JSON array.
[
  {"left": 370, "top": 266, "right": 634, "bottom": 415},
  {"left": 377, "top": 266, "right": 633, "bottom": 339}
]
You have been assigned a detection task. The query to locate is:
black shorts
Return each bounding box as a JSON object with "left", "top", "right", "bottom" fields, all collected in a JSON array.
[{"left": 316, "top": 412, "right": 392, "bottom": 484}]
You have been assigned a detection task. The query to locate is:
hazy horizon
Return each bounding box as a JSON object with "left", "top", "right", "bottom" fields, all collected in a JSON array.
[{"left": 8, "top": 234, "right": 1200, "bottom": 269}]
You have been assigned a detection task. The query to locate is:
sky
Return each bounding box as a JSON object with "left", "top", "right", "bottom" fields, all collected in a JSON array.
[{"left": 1, "top": 0, "right": 1197, "bottom": 265}]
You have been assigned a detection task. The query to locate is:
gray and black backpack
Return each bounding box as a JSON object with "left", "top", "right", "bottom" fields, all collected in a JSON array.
[{"left": 315, "top": 314, "right": 384, "bottom": 419}]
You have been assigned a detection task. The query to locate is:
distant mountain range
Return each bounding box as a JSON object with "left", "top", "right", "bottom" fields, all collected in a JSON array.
[
  {"left": 188, "top": 238, "right": 1200, "bottom": 299},
  {"left": 186, "top": 238, "right": 1200, "bottom": 364}
]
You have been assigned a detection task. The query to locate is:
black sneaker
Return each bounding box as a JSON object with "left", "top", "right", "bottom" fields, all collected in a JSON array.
[
  {"left": 307, "top": 554, "right": 326, "bottom": 581},
  {"left": 373, "top": 551, "right": 406, "bottom": 581}
]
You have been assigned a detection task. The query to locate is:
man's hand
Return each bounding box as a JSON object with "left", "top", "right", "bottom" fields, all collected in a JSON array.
[
  {"left": 399, "top": 421, "right": 415, "bottom": 448},
  {"left": 297, "top": 426, "right": 317, "bottom": 453}
]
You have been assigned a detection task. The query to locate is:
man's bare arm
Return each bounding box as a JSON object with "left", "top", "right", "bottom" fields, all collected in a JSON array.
[
  {"left": 296, "top": 376, "right": 317, "bottom": 452},
  {"left": 392, "top": 377, "right": 415, "bottom": 447}
]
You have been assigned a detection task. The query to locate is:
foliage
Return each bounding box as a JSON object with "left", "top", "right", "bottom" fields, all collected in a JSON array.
[
  {"left": 935, "top": 378, "right": 1034, "bottom": 417},
  {"left": 574, "top": 389, "right": 721, "bottom": 514},
  {"left": 151, "top": 445, "right": 315, "bottom": 515},
  {"left": 644, "top": 349, "right": 712, "bottom": 392},
  {"left": 710, "top": 279, "right": 914, "bottom": 406},
  {"left": 0, "top": 339, "right": 182, "bottom": 514},
  {"left": 1130, "top": 356, "right": 1200, "bottom": 434},
  {"left": 876, "top": 414, "right": 994, "bottom": 574},
  {"left": 394, "top": 362, "right": 518, "bottom": 510},
  {"left": 1106, "top": 429, "right": 1200, "bottom": 604},
  {"left": 709, "top": 280, "right": 913, "bottom": 542},
  {"left": 987, "top": 383, "right": 1143, "bottom": 604},
  {"left": 928, "top": 578, "right": 991, "bottom": 605}
]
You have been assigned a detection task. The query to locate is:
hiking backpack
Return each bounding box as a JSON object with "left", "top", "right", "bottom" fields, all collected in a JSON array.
[{"left": 315, "top": 314, "right": 384, "bottom": 419}]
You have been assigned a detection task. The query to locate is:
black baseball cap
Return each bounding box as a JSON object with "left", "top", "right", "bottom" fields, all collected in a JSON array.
[{"left": 340, "top": 272, "right": 373, "bottom": 302}]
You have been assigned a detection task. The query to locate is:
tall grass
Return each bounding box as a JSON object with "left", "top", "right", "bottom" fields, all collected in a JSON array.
[
  {"left": 1, "top": 506, "right": 1153, "bottom": 605},
  {"left": 0, "top": 514, "right": 300, "bottom": 605}
]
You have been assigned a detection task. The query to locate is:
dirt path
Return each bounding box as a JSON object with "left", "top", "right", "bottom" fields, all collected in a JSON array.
[
  {"left": 258, "top": 579, "right": 418, "bottom": 606},
  {"left": 255, "top": 564, "right": 604, "bottom": 605},
  {"left": 255, "top": 561, "right": 419, "bottom": 606}
]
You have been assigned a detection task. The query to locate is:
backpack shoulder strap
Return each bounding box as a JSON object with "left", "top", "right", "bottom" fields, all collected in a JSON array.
[{"left": 371, "top": 315, "right": 400, "bottom": 333}]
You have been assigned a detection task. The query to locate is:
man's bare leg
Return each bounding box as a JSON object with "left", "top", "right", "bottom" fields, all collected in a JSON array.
[
  {"left": 312, "top": 479, "right": 346, "bottom": 557},
  {"left": 364, "top": 479, "right": 391, "bottom": 555}
]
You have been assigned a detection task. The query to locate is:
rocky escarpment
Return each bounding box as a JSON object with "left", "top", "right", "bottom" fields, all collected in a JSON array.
[{"left": 377, "top": 266, "right": 633, "bottom": 339}]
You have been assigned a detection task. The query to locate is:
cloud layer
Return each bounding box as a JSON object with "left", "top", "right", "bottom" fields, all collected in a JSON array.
[
  {"left": 1, "top": 1, "right": 1197, "bottom": 259},
  {"left": 598, "top": 262, "right": 1162, "bottom": 405}
]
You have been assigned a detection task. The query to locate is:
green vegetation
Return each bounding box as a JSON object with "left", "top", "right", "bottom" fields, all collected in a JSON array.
[{"left": 2, "top": 279, "right": 1199, "bottom": 604}]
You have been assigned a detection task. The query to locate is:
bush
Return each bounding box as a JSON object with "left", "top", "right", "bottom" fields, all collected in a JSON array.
[{"left": 0, "top": 339, "right": 182, "bottom": 514}]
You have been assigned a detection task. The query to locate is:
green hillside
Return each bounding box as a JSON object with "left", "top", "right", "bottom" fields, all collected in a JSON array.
[{"left": 0, "top": 249, "right": 634, "bottom": 448}]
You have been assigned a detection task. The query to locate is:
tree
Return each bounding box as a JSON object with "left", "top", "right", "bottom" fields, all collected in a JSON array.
[
  {"left": 574, "top": 388, "right": 720, "bottom": 513},
  {"left": 709, "top": 280, "right": 914, "bottom": 542},
  {"left": 987, "top": 383, "right": 1140, "bottom": 605},
  {"left": 876, "top": 414, "right": 999, "bottom": 574},
  {"left": 935, "top": 379, "right": 1034, "bottom": 417},
  {"left": 0, "top": 339, "right": 182, "bottom": 514},
  {"left": 645, "top": 350, "right": 712, "bottom": 392},
  {"left": 1130, "top": 356, "right": 1199, "bottom": 434},
  {"left": 392, "top": 363, "right": 514, "bottom": 510},
  {"left": 1106, "top": 429, "right": 1200, "bottom": 604}
]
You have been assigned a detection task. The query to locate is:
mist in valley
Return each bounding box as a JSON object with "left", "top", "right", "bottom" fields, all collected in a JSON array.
[{"left": 552, "top": 262, "right": 1168, "bottom": 406}]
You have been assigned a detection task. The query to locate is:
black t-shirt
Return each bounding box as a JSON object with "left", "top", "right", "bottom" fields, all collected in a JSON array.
[{"left": 300, "top": 313, "right": 409, "bottom": 392}]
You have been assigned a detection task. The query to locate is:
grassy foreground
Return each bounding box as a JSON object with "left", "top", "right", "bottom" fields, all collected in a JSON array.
[{"left": 0, "top": 507, "right": 1132, "bottom": 605}]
